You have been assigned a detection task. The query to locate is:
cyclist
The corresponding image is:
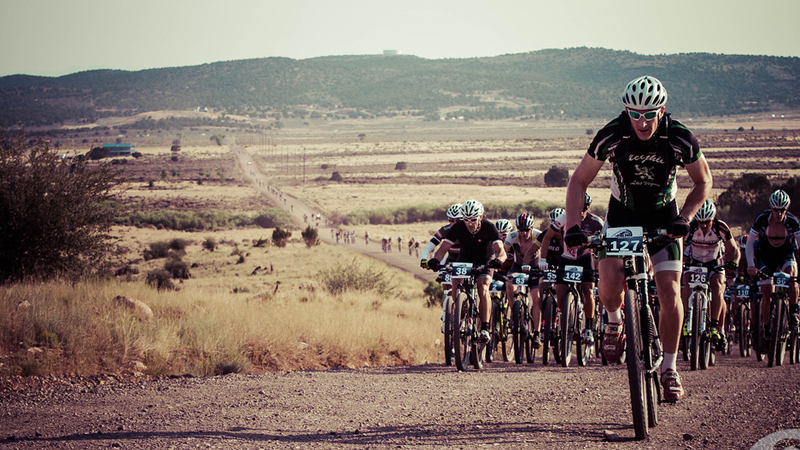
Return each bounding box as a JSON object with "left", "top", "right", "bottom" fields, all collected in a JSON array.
[
  {"left": 540, "top": 194, "right": 604, "bottom": 345},
  {"left": 495, "top": 219, "right": 516, "bottom": 275},
  {"left": 564, "top": 75, "right": 712, "bottom": 402},
  {"left": 681, "top": 199, "right": 740, "bottom": 351},
  {"left": 421, "top": 204, "right": 463, "bottom": 332},
  {"left": 427, "top": 200, "right": 507, "bottom": 343},
  {"left": 745, "top": 189, "right": 800, "bottom": 340},
  {"left": 504, "top": 212, "right": 543, "bottom": 347},
  {"left": 521, "top": 208, "right": 564, "bottom": 348}
]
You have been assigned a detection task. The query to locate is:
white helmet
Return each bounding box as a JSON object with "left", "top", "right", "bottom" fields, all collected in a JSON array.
[
  {"left": 495, "top": 219, "right": 513, "bottom": 234},
  {"left": 446, "top": 203, "right": 462, "bottom": 220},
  {"left": 695, "top": 199, "right": 716, "bottom": 221},
  {"left": 769, "top": 190, "right": 791, "bottom": 209},
  {"left": 622, "top": 75, "right": 668, "bottom": 110},
  {"left": 549, "top": 208, "right": 565, "bottom": 223},
  {"left": 461, "top": 199, "right": 484, "bottom": 220}
]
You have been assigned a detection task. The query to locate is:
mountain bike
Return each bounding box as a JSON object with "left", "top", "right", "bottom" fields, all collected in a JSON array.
[
  {"left": 684, "top": 264, "right": 718, "bottom": 370},
  {"left": 592, "top": 286, "right": 609, "bottom": 365},
  {"left": 447, "top": 262, "right": 489, "bottom": 371},
  {"left": 733, "top": 280, "right": 753, "bottom": 358},
  {"left": 755, "top": 270, "right": 797, "bottom": 368},
  {"left": 437, "top": 268, "right": 455, "bottom": 366},
  {"left": 508, "top": 272, "right": 535, "bottom": 364},
  {"left": 589, "top": 227, "right": 665, "bottom": 440},
  {"left": 487, "top": 277, "right": 514, "bottom": 363},
  {"left": 559, "top": 264, "right": 589, "bottom": 367},
  {"left": 539, "top": 268, "right": 562, "bottom": 366}
]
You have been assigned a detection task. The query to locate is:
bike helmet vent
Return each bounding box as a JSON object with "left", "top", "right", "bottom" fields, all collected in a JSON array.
[
  {"left": 622, "top": 75, "right": 668, "bottom": 110},
  {"left": 446, "top": 203, "right": 462, "bottom": 220},
  {"left": 461, "top": 199, "right": 484, "bottom": 220},
  {"left": 516, "top": 212, "right": 535, "bottom": 231},
  {"left": 549, "top": 208, "right": 565, "bottom": 223},
  {"left": 495, "top": 219, "right": 513, "bottom": 234},
  {"left": 769, "top": 189, "right": 790, "bottom": 209},
  {"left": 694, "top": 199, "right": 716, "bottom": 221}
]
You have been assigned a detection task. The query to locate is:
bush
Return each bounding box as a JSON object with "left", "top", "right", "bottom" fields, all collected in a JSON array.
[
  {"left": 330, "top": 171, "right": 343, "bottom": 182},
  {"left": 318, "top": 258, "right": 395, "bottom": 296},
  {"left": 146, "top": 269, "right": 175, "bottom": 291},
  {"left": 272, "top": 227, "right": 292, "bottom": 248},
  {"left": 164, "top": 257, "right": 191, "bottom": 279},
  {"left": 0, "top": 130, "right": 121, "bottom": 282},
  {"left": 394, "top": 161, "right": 407, "bottom": 171},
  {"left": 301, "top": 226, "right": 320, "bottom": 248},
  {"left": 544, "top": 165, "right": 570, "bottom": 187},
  {"left": 143, "top": 241, "right": 172, "bottom": 260},
  {"left": 423, "top": 281, "right": 444, "bottom": 308},
  {"left": 202, "top": 237, "right": 218, "bottom": 252}
]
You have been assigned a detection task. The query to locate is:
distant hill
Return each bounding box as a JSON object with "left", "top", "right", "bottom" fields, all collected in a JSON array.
[{"left": 2, "top": 47, "right": 799, "bottom": 127}]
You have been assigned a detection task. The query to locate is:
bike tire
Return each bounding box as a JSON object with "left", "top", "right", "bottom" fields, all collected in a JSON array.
[
  {"left": 623, "top": 289, "right": 649, "bottom": 440},
  {"left": 444, "top": 296, "right": 454, "bottom": 366},
  {"left": 542, "top": 295, "right": 554, "bottom": 365},
  {"left": 523, "top": 304, "right": 534, "bottom": 364},
  {"left": 738, "top": 303, "right": 749, "bottom": 358},
  {"left": 561, "top": 291, "right": 575, "bottom": 368},
  {"left": 753, "top": 303, "right": 765, "bottom": 362},
  {"left": 453, "top": 292, "right": 473, "bottom": 372},
  {"left": 512, "top": 300, "right": 524, "bottom": 364},
  {"left": 776, "top": 301, "right": 788, "bottom": 367},
  {"left": 689, "top": 292, "right": 704, "bottom": 371},
  {"left": 643, "top": 303, "right": 659, "bottom": 429},
  {"left": 575, "top": 292, "right": 588, "bottom": 367},
  {"left": 768, "top": 299, "right": 783, "bottom": 368},
  {"left": 790, "top": 330, "right": 800, "bottom": 364},
  {"left": 500, "top": 299, "right": 515, "bottom": 363},
  {"left": 486, "top": 302, "right": 498, "bottom": 364}
]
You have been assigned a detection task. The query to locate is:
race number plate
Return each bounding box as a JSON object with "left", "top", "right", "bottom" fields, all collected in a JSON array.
[
  {"left": 511, "top": 273, "right": 529, "bottom": 286},
  {"left": 562, "top": 265, "right": 583, "bottom": 283},
  {"left": 544, "top": 269, "right": 557, "bottom": 283},
  {"left": 686, "top": 266, "right": 708, "bottom": 288},
  {"left": 773, "top": 272, "right": 790, "bottom": 289},
  {"left": 451, "top": 262, "right": 473, "bottom": 279},
  {"left": 604, "top": 226, "right": 645, "bottom": 256},
  {"left": 439, "top": 269, "right": 452, "bottom": 284},
  {"left": 736, "top": 284, "right": 750, "bottom": 298}
]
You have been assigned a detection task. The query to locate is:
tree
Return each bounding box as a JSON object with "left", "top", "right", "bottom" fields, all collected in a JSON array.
[
  {"left": 0, "top": 131, "right": 122, "bottom": 282},
  {"left": 394, "top": 162, "right": 407, "bottom": 171},
  {"left": 330, "top": 171, "right": 343, "bottom": 182},
  {"left": 544, "top": 165, "right": 570, "bottom": 187},
  {"left": 716, "top": 173, "right": 772, "bottom": 226}
]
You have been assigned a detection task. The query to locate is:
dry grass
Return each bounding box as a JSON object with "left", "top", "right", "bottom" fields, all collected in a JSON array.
[{"left": 0, "top": 234, "right": 441, "bottom": 377}]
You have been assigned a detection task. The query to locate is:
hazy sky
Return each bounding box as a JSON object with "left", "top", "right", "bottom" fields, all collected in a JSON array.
[{"left": 1, "top": 0, "right": 798, "bottom": 77}]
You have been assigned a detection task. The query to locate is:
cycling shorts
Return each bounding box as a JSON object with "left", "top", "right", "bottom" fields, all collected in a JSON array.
[
  {"left": 600, "top": 197, "right": 683, "bottom": 273},
  {"left": 507, "top": 263, "right": 539, "bottom": 287},
  {"left": 555, "top": 253, "right": 596, "bottom": 285},
  {"left": 753, "top": 238, "right": 797, "bottom": 278},
  {"left": 684, "top": 258, "right": 725, "bottom": 275}
]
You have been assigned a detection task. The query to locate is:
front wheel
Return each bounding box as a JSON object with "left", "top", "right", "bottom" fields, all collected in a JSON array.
[
  {"left": 512, "top": 300, "right": 524, "bottom": 364},
  {"left": 443, "top": 296, "right": 454, "bottom": 366},
  {"left": 453, "top": 292, "right": 473, "bottom": 372},
  {"left": 561, "top": 291, "right": 576, "bottom": 367},
  {"left": 542, "top": 295, "right": 554, "bottom": 365},
  {"left": 624, "top": 289, "right": 648, "bottom": 440},
  {"left": 738, "top": 303, "right": 750, "bottom": 358},
  {"left": 689, "top": 292, "right": 704, "bottom": 371},
  {"left": 500, "top": 299, "right": 515, "bottom": 362}
]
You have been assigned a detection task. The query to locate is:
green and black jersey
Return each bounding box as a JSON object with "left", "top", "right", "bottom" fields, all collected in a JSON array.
[{"left": 587, "top": 111, "right": 701, "bottom": 211}]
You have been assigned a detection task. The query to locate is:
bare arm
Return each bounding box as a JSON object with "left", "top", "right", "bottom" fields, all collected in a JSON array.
[
  {"left": 679, "top": 154, "right": 713, "bottom": 221},
  {"left": 724, "top": 237, "right": 740, "bottom": 265},
  {"left": 539, "top": 227, "right": 557, "bottom": 263},
  {"left": 523, "top": 241, "right": 541, "bottom": 266},
  {"left": 566, "top": 154, "right": 604, "bottom": 230},
  {"left": 491, "top": 241, "right": 507, "bottom": 263},
  {"left": 432, "top": 240, "right": 453, "bottom": 262}
]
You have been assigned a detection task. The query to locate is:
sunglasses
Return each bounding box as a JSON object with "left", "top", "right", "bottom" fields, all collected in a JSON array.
[
  {"left": 627, "top": 109, "right": 660, "bottom": 121},
  {"left": 464, "top": 218, "right": 479, "bottom": 223},
  {"left": 773, "top": 208, "right": 787, "bottom": 213}
]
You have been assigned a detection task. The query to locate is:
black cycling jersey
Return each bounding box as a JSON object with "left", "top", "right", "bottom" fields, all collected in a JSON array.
[
  {"left": 587, "top": 112, "right": 701, "bottom": 212},
  {"left": 430, "top": 224, "right": 461, "bottom": 261},
  {"left": 537, "top": 228, "right": 563, "bottom": 267},
  {"left": 442, "top": 219, "right": 502, "bottom": 265}
]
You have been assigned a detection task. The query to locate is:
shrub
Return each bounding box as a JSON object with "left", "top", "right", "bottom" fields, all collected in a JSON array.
[
  {"left": 544, "top": 165, "right": 570, "bottom": 187},
  {"left": 143, "top": 241, "right": 172, "bottom": 260},
  {"left": 301, "top": 226, "right": 320, "bottom": 248},
  {"left": 318, "top": 258, "right": 395, "bottom": 296},
  {"left": 394, "top": 161, "right": 407, "bottom": 171},
  {"left": 330, "top": 171, "right": 343, "bottom": 182},
  {"left": 146, "top": 269, "right": 175, "bottom": 291},
  {"left": 202, "top": 237, "right": 218, "bottom": 252},
  {"left": 252, "top": 237, "right": 270, "bottom": 248},
  {"left": 423, "top": 281, "right": 444, "bottom": 308},
  {"left": 164, "top": 257, "right": 191, "bottom": 279},
  {"left": 272, "top": 227, "right": 291, "bottom": 248}
]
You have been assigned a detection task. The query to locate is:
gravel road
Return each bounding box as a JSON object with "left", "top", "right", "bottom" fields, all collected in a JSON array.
[{"left": 2, "top": 354, "right": 800, "bottom": 449}]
